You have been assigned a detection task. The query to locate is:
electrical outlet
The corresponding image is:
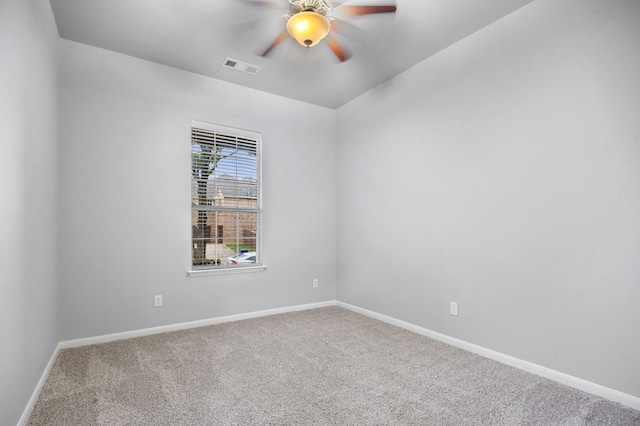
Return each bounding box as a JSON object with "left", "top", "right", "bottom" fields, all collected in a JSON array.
[
  {"left": 450, "top": 302, "right": 458, "bottom": 316},
  {"left": 313, "top": 279, "right": 319, "bottom": 288},
  {"left": 154, "top": 295, "right": 163, "bottom": 307}
]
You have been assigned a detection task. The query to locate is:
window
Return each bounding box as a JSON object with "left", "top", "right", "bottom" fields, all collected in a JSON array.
[{"left": 190, "top": 121, "right": 262, "bottom": 274}]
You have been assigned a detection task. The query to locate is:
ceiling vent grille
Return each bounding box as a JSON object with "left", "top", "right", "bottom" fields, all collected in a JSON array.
[{"left": 221, "top": 57, "right": 261, "bottom": 76}]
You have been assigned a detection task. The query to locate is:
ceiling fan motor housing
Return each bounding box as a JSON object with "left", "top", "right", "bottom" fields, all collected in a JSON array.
[{"left": 289, "top": 0, "right": 332, "bottom": 15}]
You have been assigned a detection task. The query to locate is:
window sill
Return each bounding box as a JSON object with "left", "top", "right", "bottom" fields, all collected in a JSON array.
[{"left": 187, "top": 265, "right": 267, "bottom": 277}]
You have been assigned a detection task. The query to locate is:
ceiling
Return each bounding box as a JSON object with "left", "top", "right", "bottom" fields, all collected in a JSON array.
[{"left": 49, "top": 0, "right": 534, "bottom": 109}]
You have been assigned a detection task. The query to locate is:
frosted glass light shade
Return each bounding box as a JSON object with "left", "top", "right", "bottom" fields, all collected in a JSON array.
[{"left": 286, "top": 11, "right": 331, "bottom": 47}]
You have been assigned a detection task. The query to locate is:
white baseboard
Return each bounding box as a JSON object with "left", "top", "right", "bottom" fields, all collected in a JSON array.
[
  {"left": 59, "top": 300, "right": 337, "bottom": 349},
  {"left": 17, "top": 343, "right": 62, "bottom": 426},
  {"left": 337, "top": 301, "right": 640, "bottom": 412}
]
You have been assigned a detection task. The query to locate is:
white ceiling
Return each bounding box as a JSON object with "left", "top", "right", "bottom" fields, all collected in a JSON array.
[{"left": 49, "top": 0, "right": 534, "bottom": 109}]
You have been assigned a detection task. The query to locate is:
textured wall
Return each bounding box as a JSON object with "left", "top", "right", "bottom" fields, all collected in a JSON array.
[
  {"left": 0, "top": 1, "right": 59, "bottom": 424},
  {"left": 337, "top": 0, "right": 640, "bottom": 398},
  {"left": 57, "top": 40, "right": 337, "bottom": 340}
]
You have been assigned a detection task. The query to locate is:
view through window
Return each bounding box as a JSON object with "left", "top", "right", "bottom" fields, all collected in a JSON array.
[{"left": 191, "top": 121, "right": 261, "bottom": 269}]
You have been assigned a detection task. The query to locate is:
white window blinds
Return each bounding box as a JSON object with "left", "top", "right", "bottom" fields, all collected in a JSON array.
[{"left": 191, "top": 121, "right": 261, "bottom": 269}]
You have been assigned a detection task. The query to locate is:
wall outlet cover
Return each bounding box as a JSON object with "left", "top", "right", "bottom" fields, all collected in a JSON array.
[{"left": 154, "top": 295, "right": 163, "bottom": 307}]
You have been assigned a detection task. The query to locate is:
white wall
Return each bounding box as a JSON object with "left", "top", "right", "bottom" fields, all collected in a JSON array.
[
  {"left": 0, "top": 0, "right": 59, "bottom": 424},
  {"left": 58, "top": 40, "right": 337, "bottom": 340},
  {"left": 337, "top": 0, "right": 640, "bottom": 399}
]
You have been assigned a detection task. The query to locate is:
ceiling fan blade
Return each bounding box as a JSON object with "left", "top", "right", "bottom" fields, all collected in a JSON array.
[
  {"left": 338, "top": 5, "right": 397, "bottom": 17},
  {"left": 330, "top": 18, "right": 379, "bottom": 46},
  {"left": 261, "top": 30, "right": 289, "bottom": 57},
  {"left": 325, "top": 37, "right": 351, "bottom": 62}
]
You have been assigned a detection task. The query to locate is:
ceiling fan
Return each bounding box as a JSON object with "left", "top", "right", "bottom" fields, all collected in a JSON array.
[{"left": 241, "top": 0, "right": 397, "bottom": 62}]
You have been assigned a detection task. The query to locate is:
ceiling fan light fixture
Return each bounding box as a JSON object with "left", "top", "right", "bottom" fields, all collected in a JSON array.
[{"left": 286, "top": 11, "right": 330, "bottom": 47}]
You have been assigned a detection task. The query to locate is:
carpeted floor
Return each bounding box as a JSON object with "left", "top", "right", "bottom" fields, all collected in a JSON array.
[{"left": 29, "top": 307, "right": 640, "bottom": 425}]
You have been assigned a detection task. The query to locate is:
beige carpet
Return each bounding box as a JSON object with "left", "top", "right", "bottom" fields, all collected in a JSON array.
[{"left": 29, "top": 307, "right": 640, "bottom": 425}]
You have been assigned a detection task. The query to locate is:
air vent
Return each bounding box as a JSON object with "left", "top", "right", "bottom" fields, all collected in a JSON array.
[{"left": 221, "top": 57, "right": 261, "bottom": 76}]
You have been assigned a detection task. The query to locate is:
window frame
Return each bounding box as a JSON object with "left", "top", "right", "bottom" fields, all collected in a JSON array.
[{"left": 187, "top": 120, "right": 265, "bottom": 277}]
